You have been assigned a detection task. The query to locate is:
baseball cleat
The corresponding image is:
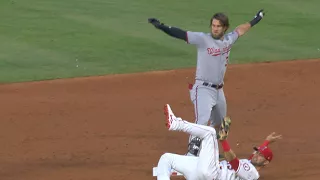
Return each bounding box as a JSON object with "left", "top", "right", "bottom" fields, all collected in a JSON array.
[
  {"left": 164, "top": 104, "right": 181, "bottom": 130},
  {"left": 187, "top": 137, "right": 202, "bottom": 156}
]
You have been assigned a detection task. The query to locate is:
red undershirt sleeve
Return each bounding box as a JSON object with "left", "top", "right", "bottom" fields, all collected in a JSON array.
[
  {"left": 229, "top": 157, "right": 240, "bottom": 171},
  {"left": 221, "top": 140, "right": 240, "bottom": 170}
]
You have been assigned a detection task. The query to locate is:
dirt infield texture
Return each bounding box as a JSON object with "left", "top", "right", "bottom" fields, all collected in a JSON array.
[{"left": 0, "top": 59, "right": 320, "bottom": 180}]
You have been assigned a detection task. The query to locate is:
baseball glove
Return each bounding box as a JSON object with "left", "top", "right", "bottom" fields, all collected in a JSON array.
[{"left": 217, "top": 117, "right": 232, "bottom": 141}]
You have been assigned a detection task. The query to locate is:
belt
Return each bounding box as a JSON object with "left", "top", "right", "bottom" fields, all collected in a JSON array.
[{"left": 202, "top": 82, "right": 223, "bottom": 89}]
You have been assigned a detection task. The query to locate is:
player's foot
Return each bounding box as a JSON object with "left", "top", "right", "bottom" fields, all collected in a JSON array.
[
  {"left": 164, "top": 104, "right": 182, "bottom": 131},
  {"left": 187, "top": 137, "right": 202, "bottom": 156}
]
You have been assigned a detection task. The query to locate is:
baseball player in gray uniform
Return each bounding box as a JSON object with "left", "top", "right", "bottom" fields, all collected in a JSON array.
[{"left": 148, "top": 9, "right": 265, "bottom": 156}]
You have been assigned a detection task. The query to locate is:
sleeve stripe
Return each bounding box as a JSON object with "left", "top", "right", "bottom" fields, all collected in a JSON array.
[{"left": 229, "top": 158, "right": 240, "bottom": 172}]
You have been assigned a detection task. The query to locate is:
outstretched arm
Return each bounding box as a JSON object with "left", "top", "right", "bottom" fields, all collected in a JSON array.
[
  {"left": 249, "top": 132, "right": 282, "bottom": 159},
  {"left": 259, "top": 132, "right": 282, "bottom": 147},
  {"left": 257, "top": 132, "right": 282, "bottom": 148},
  {"left": 235, "top": 9, "right": 265, "bottom": 37},
  {"left": 220, "top": 139, "right": 240, "bottom": 170},
  {"left": 148, "top": 18, "right": 187, "bottom": 41},
  {"left": 218, "top": 126, "right": 240, "bottom": 170}
]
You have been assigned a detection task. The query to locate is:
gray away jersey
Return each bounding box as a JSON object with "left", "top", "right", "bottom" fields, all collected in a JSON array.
[{"left": 187, "top": 30, "right": 239, "bottom": 84}]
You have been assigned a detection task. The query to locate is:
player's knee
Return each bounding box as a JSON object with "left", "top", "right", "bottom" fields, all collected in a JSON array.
[
  {"left": 203, "top": 127, "right": 216, "bottom": 137},
  {"left": 157, "top": 153, "right": 175, "bottom": 179},
  {"left": 157, "top": 153, "right": 173, "bottom": 171},
  {"left": 210, "top": 126, "right": 217, "bottom": 135},
  {"left": 159, "top": 153, "right": 173, "bottom": 163}
]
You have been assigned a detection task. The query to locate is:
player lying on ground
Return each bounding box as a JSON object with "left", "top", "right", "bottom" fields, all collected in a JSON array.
[
  {"left": 156, "top": 104, "right": 282, "bottom": 180},
  {"left": 148, "top": 9, "right": 266, "bottom": 156}
]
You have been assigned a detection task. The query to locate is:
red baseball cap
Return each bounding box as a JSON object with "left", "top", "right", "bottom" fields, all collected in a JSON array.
[{"left": 253, "top": 146, "right": 273, "bottom": 162}]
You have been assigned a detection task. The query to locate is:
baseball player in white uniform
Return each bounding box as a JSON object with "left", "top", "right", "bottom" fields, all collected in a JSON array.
[
  {"left": 148, "top": 9, "right": 266, "bottom": 156},
  {"left": 155, "top": 104, "right": 282, "bottom": 180}
]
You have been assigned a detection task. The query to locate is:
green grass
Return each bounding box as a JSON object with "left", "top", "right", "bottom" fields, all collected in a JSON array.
[{"left": 0, "top": 0, "right": 319, "bottom": 83}]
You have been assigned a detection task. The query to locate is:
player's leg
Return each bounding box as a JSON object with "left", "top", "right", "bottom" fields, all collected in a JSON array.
[
  {"left": 189, "top": 85, "right": 216, "bottom": 126},
  {"left": 164, "top": 104, "right": 221, "bottom": 179},
  {"left": 165, "top": 104, "right": 217, "bottom": 140},
  {"left": 209, "top": 89, "right": 226, "bottom": 129},
  {"left": 196, "top": 125, "right": 221, "bottom": 179},
  {"left": 188, "top": 85, "right": 217, "bottom": 156},
  {"left": 208, "top": 89, "right": 227, "bottom": 160},
  {"left": 156, "top": 153, "right": 198, "bottom": 180}
]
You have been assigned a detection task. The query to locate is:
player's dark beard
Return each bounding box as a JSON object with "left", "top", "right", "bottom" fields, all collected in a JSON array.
[{"left": 211, "top": 32, "right": 224, "bottom": 40}]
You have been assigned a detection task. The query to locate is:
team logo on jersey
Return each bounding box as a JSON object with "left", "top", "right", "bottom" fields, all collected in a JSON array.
[
  {"left": 207, "top": 48, "right": 221, "bottom": 56},
  {"left": 243, "top": 163, "right": 250, "bottom": 171},
  {"left": 207, "top": 45, "right": 232, "bottom": 56}
]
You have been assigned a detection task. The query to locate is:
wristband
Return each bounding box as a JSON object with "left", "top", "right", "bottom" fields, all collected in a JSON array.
[
  {"left": 249, "top": 16, "right": 262, "bottom": 27},
  {"left": 221, "top": 140, "right": 231, "bottom": 152},
  {"left": 262, "top": 140, "right": 270, "bottom": 147}
]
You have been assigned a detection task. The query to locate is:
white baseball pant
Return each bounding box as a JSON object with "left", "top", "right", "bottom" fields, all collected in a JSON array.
[{"left": 156, "top": 120, "right": 221, "bottom": 180}]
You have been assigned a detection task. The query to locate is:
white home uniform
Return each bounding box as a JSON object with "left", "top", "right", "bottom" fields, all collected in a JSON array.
[
  {"left": 156, "top": 115, "right": 259, "bottom": 180},
  {"left": 219, "top": 159, "right": 259, "bottom": 180}
]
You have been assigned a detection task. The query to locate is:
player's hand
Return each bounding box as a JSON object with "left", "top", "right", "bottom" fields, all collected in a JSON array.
[
  {"left": 218, "top": 117, "right": 232, "bottom": 141},
  {"left": 221, "top": 117, "right": 231, "bottom": 132},
  {"left": 148, "top": 18, "right": 162, "bottom": 28},
  {"left": 266, "top": 132, "right": 282, "bottom": 143},
  {"left": 254, "top": 9, "right": 265, "bottom": 18},
  {"left": 218, "top": 128, "right": 228, "bottom": 140}
]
